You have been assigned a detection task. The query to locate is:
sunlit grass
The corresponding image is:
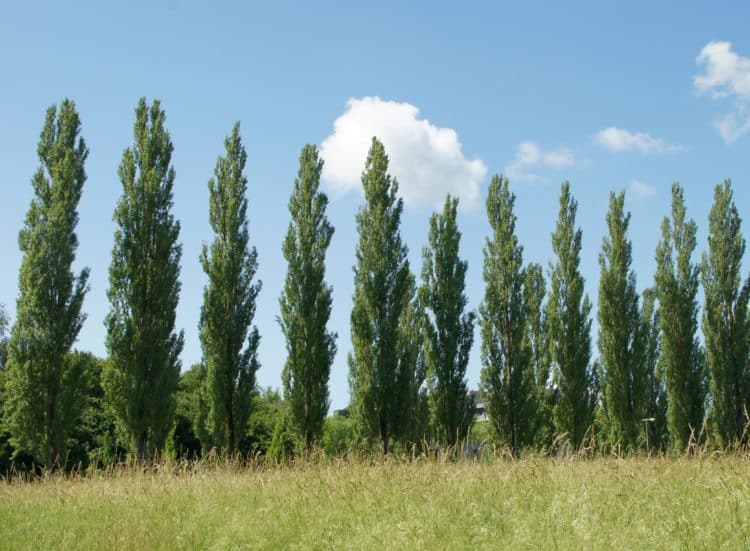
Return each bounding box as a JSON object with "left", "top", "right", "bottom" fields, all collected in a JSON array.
[{"left": 2, "top": 455, "right": 749, "bottom": 549}]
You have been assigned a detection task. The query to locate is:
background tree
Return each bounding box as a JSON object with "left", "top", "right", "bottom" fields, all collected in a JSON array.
[
  {"left": 479, "top": 176, "right": 534, "bottom": 455},
  {"left": 547, "top": 182, "right": 595, "bottom": 450},
  {"left": 199, "top": 123, "right": 261, "bottom": 454},
  {"left": 420, "top": 195, "right": 475, "bottom": 447},
  {"left": 104, "top": 98, "right": 184, "bottom": 462},
  {"left": 280, "top": 144, "right": 336, "bottom": 453},
  {"left": 654, "top": 183, "right": 705, "bottom": 451},
  {"left": 641, "top": 288, "right": 668, "bottom": 452},
  {"left": 524, "top": 263, "right": 554, "bottom": 448},
  {"left": 0, "top": 305, "right": 13, "bottom": 472},
  {"left": 0, "top": 306, "right": 8, "bottom": 371},
  {"left": 597, "top": 191, "right": 648, "bottom": 451},
  {"left": 349, "top": 137, "right": 420, "bottom": 455},
  {"left": 64, "top": 352, "right": 120, "bottom": 469},
  {"left": 701, "top": 180, "right": 750, "bottom": 445},
  {"left": 3, "top": 100, "right": 90, "bottom": 470}
]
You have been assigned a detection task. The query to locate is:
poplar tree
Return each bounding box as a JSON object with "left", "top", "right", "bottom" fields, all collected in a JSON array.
[
  {"left": 199, "top": 123, "right": 261, "bottom": 454},
  {"left": 280, "top": 144, "right": 336, "bottom": 452},
  {"left": 479, "top": 175, "right": 534, "bottom": 455},
  {"left": 524, "top": 262, "right": 554, "bottom": 447},
  {"left": 641, "top": 288, "right": 668, "bottom": 452},
  {"left": 420, "top": 195, "right": 475, "bottom": 447},
  {"left": 547, "top": 182, "right": 595, "bottom": 449},
  {"left": 3, "top": 100, "right": 89, "bottom": 470},
  {"left": 701, "top": 180, "right": 750, "bottom": 444},
  {"left": 104, "top": 98, "right": 184, "bottom": 462},
  {"left": 654, "top": 183, "right": 705, "bottom": 451},
  {"left": 597, "top": 191, "right": 648, "bottom": 450},
  {"left": 349, "top": 137, "right": 420, "bottom": 455}
]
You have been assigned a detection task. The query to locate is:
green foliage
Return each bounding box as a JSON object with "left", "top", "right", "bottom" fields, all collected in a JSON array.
[
  {"left": 199, "top": 123, "right": 261, "bottom": 454},
  {"left": 524, "top": 263, "right": 555, "bottom": 448},
  {"left": 167, "top": 365, "right": 206, "bottom": 460},
  {"left": 322, "top": 415, "right": 358, "bottom": 457},
  {"left": 267, "top": 408, "right": 297, "bottom": 463},
  {"left": 597, "top": 191, "right": 649, "bottom": 451},
  {"left": 280, "top": 144, "right": 336, "bottom": 452},
  {"left": 104, "top": 98, "right": 184, "bottom": 462},
  {"left": 547, "top": 182, "right": 595, "bottom": 449},
  {"left": 0, "top": 305, "right": 21, "bottom": 473},
  {"left": 479, "top": 176, "right": 534, "bottom": 455},
  {"left": 468, "top": 419, "right": 495, "bottom": 447},
  {"left": 348, "top": 138, "right": 424, "bottom": 455},
  {"left": 3, "top": 100, "right": 90, "bottom": 470},
  {"left": 655, "top": 183, "right": 706, "bottom": 451},
  {"left": 701, "top": 180, "right": 750, "bottom": 445},
  {"left": 641, "top": 289, "right": 669, "bottom": 452},
  {"left": 0, "top": 306, "right": 8, "bottom": 371},
  {"left": 244, "top": 388, "right": 289, "bottom": 458},
  {"left": 421, "top": 195, "right": 475, "bottom": 447},
  {"left": 66, "top": 352, "right": 123, "bottom": 469}
]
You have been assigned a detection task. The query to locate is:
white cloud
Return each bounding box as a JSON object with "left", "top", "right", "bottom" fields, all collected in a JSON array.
[
  {"left": 594, "top": 127, "right": 680, "bottom": 154},
  {"left": 543, "top": 149, "right": 575, "bottom": 168},
  {"left": 505, "top": 140, "right": 575, "bottom": 182},
  {"left": 695, "top": 41, "right": 750, "bottom": 142},
  {"left": 630, "top": 180, "right": 656, "bottom": 200},
  {"left": 714, "top": 107, "right": 750, "bottom": 143},
  {"left": 320, "top": 97, "right": 486, "bottom": 209},
  {"left": 695, "top": 41, "right": 750, "bottom": 100}
]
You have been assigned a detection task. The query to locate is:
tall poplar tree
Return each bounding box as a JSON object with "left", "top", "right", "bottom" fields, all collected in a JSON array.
[
  {"left": 420, "top": 195, "right": 475, "bottom": 447},
  {"left": 524, "top": 262, "right": 554, "bottom": 447},
  {"left": 280, "top": 144, "right": 336, "bottom": 452},
  {"left": 104, "top": 98, "right": 184, "bottom": 462},
  {"left": 547, "top": 182, "right": 595, "bottom": 449},
  {"left": 479, "top": 175, "right": 534, "bottom": 455},
  {"left": 349, "top": 137, "right": 420, "bottom": 455},
  {"left": 199, "top": 123, "right": 261, "bottom": 454},
  {"left": 3, "top": 100, "right": 89, "bottom": 470},
  {"left": 701, "top": 180, "right": 750, "bottom": 444},
  {"left": 597, "top": 191, "right": 648, "bottom": 450},
  {"left": 654, "top": 183, "right": 705, "bottom": 451}
]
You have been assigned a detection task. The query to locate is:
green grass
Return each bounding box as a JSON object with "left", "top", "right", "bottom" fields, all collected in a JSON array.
[{"left": 1, "top": 456, "right": 749, "bottom": 549}]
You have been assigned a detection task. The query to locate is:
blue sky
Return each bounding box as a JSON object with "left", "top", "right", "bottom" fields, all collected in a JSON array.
[{"left": 1, "top": 1, "right": 749, "bottom": 410}]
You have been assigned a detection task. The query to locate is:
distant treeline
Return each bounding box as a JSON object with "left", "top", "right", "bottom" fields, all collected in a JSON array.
[{"left": 0, "top": 98, "right": 748, "bottom": 473}]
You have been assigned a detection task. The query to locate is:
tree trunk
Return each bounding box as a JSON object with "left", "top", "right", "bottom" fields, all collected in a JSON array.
[
  {"left": 227, "top": 407, "right": 235, "bottom": 454},
  {"left": 46, "top": 390, "right": 57, "bottom": 474},
  {"left": 380, "top": 415, "right": 389, "bottom": 455},
  {"left": 136, "top": 431, "right": 148, "bottom": 463}
]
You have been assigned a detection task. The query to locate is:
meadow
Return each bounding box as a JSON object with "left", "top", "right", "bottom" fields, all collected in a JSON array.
[{"left": 1, "top": 455, "right": 748, "bottom": 549}]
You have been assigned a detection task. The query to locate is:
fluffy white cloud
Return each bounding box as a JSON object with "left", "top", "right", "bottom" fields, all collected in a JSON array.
[
  {"left": 594, "top": 127, "right": 679, "bottom": 154},
  {"left": 505, "top": 140, "right": 575, "bottom": 181},
  {"left": 695, "top": 41, "right": 750, "bottom": 142},
  {"left": 630, "top": 180, "right": 656, "bottom": 200},
  {"left": 695, "top": 41, "right": 750, "bottom": 100},
  {"left": 320, "top": 97, "right": 486, "bottom": 209}
]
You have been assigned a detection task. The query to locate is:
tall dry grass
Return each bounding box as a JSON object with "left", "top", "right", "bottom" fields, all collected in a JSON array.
[{"left": 2, "top": 452, "right": 749, "bottom": 549}]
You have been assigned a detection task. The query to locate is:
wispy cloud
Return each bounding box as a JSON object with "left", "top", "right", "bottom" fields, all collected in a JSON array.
[
  {"left": 630, "top": 180, "right": 657, "bottom": 200},
  {"left": 505, "top": 141, "right": 574, "bottom": 181},
  {"left": 320, "top": 97, "right": 486, "bottom": 210},
  {"left": 695, "top": 41, "right": 750, "bottom": 143},
  {"left": 594, "top": 127, "right": 680, "bottom": 154}
]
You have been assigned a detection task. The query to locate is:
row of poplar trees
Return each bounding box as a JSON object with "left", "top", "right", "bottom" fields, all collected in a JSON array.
[
  {"left": 2, "top": 98, "right": 750, "bottom": 471},
  {"left": 1, "top": 98, "right": 337, "bottom": 468}
]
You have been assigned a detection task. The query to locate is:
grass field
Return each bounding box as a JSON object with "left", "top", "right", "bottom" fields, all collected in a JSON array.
[{"left": 1, "top": 455, "right": 749, "bottom": 549}]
